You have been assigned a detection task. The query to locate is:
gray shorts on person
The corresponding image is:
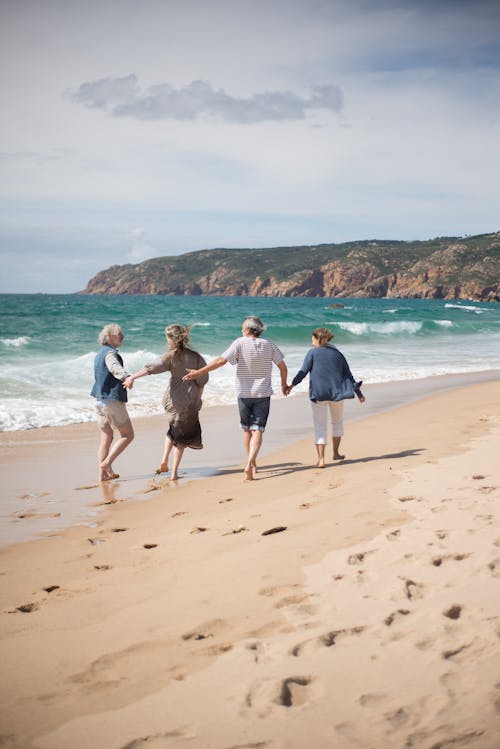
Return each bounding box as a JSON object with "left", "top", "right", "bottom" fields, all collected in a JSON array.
[{"left": 237, "top": 397, "right": 270, "bottom": 432}]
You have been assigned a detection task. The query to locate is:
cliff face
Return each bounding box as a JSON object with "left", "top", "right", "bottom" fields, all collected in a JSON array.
[{"left": 80, "top": 234, "right": 500, "bottom": 301}]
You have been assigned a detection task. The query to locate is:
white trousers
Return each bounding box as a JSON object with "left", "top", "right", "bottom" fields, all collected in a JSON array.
[{"left": 311, "top": 400, "right": 344, "bottom": 444}]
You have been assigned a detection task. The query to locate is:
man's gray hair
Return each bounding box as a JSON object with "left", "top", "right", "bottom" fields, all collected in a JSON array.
[
  {"left": 243, "top": 316, "right": 266, "bottom": 337},
  {"left": 98, "top": 323, "right": 121, "bottom": 345}
]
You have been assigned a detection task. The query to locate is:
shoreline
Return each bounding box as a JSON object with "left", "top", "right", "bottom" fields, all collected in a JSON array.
[
  {"left": 0, "top": 378, "right": 499, "bottom": 748},
  {"left": 0, "top": 368, "right": 498, "bottom": 548}
]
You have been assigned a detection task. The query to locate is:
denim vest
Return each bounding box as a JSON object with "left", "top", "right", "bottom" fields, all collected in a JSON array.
[{"left": 90, "top": 345, "right": 127, "bottom": 402}]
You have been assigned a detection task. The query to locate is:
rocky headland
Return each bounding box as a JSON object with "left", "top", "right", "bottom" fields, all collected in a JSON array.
[{"left": 80, "top": 232, "right": 500, "bottom": 301}]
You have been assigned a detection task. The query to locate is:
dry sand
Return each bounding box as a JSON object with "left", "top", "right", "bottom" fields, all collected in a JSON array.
[{"left": 0, "top": 378, "right": 499, "bottom": 748}]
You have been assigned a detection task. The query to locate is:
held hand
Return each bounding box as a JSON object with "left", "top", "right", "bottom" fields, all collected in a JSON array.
[
  {"left": 282, "top": 383, "right": 292, "bottom": 396},
  {"left": 359, "top": 394, "right": 366, "bottom": 403},
  {"left": 123, "top": 376, "right": 134, "bottom": 390},
  {"left": 182, "top": 369, "right": 198, "bottom": 382}
]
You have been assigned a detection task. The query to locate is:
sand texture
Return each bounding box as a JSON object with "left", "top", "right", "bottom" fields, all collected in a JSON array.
[{"left": 1, "top": 380, "right": 499, "bottom": 748}]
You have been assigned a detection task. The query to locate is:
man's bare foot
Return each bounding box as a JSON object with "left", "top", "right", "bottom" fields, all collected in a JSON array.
[
  {"left": 244, "top": 466, "right": 253, "bottom": 481},
  {"left": 170, "top": 473, "right": 179, "bottom": 481},
  {"left": 100, "top": 463, "right": 119, "bottom": 481},
  {"left": 155, "top": 463, "right": 169, "bottom": 474},
  {"left": 333, "top": 453, "right": 345, "bottom": 461},
  {"left": 316, "top": 460, "right": 325, "bottom": 468},
  {"left": 251, "top": 462, "right": 258, "bottom": 478}
]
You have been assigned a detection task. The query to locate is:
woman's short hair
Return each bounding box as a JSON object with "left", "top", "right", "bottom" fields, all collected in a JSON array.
[
  {"left": 98, "top": 323, "right": 122, "bottom": 345},
  {"left": 243, "top": 316, "right": 266, "bottom": 337},
  {"left": 165, "top": 324, "right": 191, "bottom": 350},
  {"left": 312, "top": 327, "right": 334, "bottom": 345}
]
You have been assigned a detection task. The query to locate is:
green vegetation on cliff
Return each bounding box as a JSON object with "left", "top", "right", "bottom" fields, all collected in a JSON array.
[{"left": 80, "top": 232, "right": 500, "bottom": 301}]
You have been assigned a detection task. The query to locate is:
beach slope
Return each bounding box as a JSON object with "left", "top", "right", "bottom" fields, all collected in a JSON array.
[{"left": 1, "top": 381, "right": 499, "bottom": 749}]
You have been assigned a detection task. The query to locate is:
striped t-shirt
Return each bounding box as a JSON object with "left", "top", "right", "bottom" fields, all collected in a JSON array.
[{"left": 221, "top": 336, "right": 284, "bottom": 398}]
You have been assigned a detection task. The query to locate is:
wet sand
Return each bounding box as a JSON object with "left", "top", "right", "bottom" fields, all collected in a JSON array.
[{"left": 0, "top": 369, "right": 497, "bottom": 547}]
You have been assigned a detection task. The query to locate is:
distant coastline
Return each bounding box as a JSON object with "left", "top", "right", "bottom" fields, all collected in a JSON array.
[{"left": 80, "top": 232, "right": 500, "bottom": 301}]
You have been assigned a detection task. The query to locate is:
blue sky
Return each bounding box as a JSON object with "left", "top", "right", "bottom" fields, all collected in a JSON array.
[{"left": 0, "top": 0, "right": 499, "bottom": 293}]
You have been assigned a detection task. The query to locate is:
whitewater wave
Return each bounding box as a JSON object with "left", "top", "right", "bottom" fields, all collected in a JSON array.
[
  {"left": 445, "top": 303, "right": 486, "bottom": 314},
  {"left": 433, "top": 320, "right": 453, "bottom": 328},
  {"left": 1, "top": 336, "right": 31, "bottom": 348},
  {"left": 335, "top": 321, "right": 422, "bottom": 336}
]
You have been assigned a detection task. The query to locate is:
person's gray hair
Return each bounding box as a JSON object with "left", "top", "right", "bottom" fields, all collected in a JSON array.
[
  {"left": 243, "top": 316, "right": 266, "bottom": 337},
  {"left": 98, "top": 323, "right": 122, "bottom": 345},
  {"left": 165, "top": 323, "right": 191, "bottom": 350}
]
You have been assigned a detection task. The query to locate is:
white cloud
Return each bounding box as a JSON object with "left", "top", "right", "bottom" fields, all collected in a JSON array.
[
  {"left": 67, "top": 76, "right": 343, "bottom": 123},
  {"left": 127, "top": 228, "right": 157, "bottom": 262}
]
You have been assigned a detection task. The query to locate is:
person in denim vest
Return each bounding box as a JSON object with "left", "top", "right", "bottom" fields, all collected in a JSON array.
[{"left": 91, "top": 323, "right": 134, "bottom": 481}]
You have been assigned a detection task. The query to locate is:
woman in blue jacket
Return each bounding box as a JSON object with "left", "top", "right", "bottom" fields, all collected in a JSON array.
[{"left": 286, "top": 327, "right": 365, "bottom": 467}]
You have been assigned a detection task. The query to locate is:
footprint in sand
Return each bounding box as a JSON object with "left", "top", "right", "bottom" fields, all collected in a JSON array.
[
  {"left": 443, "top": 604, "right": 462, "bottom": 620},
  {"left": 43, "top": 585, "right": 60, "bottom": 593},
  {"left": 403, "top": 579, "right": 424, "bottom": 600},
  {"left": 244, "top": 676, "right": 313, "bottom": 716},
  {"left": 347, "top": 550, "right": 376, "bottom": 565},
  {"left": 384, "top": 609, "right": 410, "bottom": 626},
  {"left": 12, "top": 602, "right": 40, "bottom": 614},
  {"left": 120, "top": 728, "right": 196, "bottom": 748},
  {"left": 442, "top": 643, "right": 471, "bottom": 660},
  {"left": 359, "top": 692, "right": 388, "bottom": 707},
  {"left": 435, "top": 530, "right": 448, "bottom": 540},
  {"left": 258, "top": 584, "right": 301, "bottom": 598},
  {"left": 94, "top": 564, "right": 113, "bottom": 571},
  {"left": 291, "top": 627, "right": 365, "bottom": 656},
  {"left": 181, "top": 618, "right": 226, "bottom": 642},
  {"left": 387, "top": 529, "right": 401, "bottom": 541},
  {"left": 432, "top": 553, "right": 470, "bottom": 567},
  {"left": 277, "top": 676, "right": 313, "bottom": 707},
  {"left": 488, "top": 558, "right": 500, "bottom": 578}
]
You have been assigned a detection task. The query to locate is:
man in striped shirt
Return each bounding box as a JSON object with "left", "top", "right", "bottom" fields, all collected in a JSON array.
[{"left": 183, "top": 316, "right": 288, "bottom": 481}]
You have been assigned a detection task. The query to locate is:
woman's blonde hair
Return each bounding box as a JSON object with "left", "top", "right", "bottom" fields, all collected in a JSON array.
[
  {"left": 165, "top": 324, "right": 191, "bottom": 351},
  {"left": 312, "top": 327, "right": 334, "bottom": 345},
  {"left": 98, "top": 323, "right": 122, "bottom": 345}
]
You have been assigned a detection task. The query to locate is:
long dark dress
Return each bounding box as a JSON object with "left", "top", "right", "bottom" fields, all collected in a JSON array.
[{"left": 145, "top": 348, "right": 208, "bottom": 449}]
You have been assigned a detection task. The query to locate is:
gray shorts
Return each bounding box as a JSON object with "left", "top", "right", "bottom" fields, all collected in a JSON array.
[
  {"left": 96, "top": 400, "right": 131, "bottom": 430},
  {"left": 237, "top": 397, "right": 270, "bottom": 432}
]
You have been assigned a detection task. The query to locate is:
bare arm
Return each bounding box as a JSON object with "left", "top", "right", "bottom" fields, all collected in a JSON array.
[
  {"left": 277, "top": 360, "right": 288, "bottom": 396},
  {"left": 123, "top": 367, "right": 150, "bottom": 390},
  {"left": 183, "top": 356, "right": 227, "bottom": 381}
]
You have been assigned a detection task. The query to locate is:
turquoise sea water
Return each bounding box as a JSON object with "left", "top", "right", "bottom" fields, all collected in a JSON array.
[{"left": 1, "top": 294, "right": 499, "bottom": 431}]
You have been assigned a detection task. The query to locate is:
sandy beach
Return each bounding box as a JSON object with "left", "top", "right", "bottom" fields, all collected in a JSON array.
[{"left": 1, "top": 376, "right": 499, "bottom": 748}]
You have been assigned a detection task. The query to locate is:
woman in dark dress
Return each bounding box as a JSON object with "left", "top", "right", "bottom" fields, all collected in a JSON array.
[{"left": 124, "top": 325, "right": 208, "bottom": 480}]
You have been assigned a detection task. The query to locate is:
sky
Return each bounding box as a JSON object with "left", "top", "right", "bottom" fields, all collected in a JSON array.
[{"left": 0, "top": 0, "right": 499, "bottom": 293}]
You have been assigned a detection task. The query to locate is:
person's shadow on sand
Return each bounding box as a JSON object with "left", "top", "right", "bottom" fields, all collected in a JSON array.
[{"left": 231, "top": 448, "right": 426, "bottom": 480}]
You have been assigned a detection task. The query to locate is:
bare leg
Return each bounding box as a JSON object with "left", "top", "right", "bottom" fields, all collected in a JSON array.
[
  {"left": 333, "top": 436, "right": 345, "bottom": 461},
  {"left": 170, "top": 444, "right": 185, "bottom": 480},
  {"left": 100, "top": 422, "right": 134, "bottom": 477},
  {"left": 242, "top": 429, "right": 258, "bottom": 477},
  {"left": 244, "top": 430, "right": 263, "bottom": 481},
  {"left": 315, "top": 443, "right": 326, "bottom": 468},
  {"left": 156, "top": 435, "right": 174, "bottom": 474},
  {"left": 98, "top": 424, "right": 115, "bottom": 481}
]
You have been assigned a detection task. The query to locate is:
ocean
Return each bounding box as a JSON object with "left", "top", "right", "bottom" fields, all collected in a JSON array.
[{"left": 1, "top": 294, "right": 499, "bottom": 432}]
